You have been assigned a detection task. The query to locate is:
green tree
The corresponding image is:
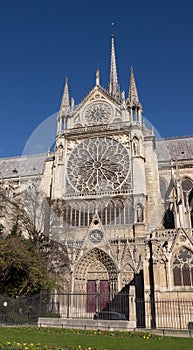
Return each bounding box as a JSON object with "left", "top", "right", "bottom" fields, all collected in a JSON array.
[
  {"left": 0, "top": 181, "right": 70, "bottom": 296},
  {"left": 0, "top": 235, "right": 54, "bottom": 296}
]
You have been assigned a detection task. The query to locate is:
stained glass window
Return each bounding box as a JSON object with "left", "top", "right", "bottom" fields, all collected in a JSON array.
[{"left": 173, "top": 248, "right": 193, "bottom": 287}]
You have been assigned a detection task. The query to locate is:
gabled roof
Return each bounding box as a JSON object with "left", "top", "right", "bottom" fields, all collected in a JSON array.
[
  {"left": 1, "top": 136, "right": 193, "bottom": 180},
  {"left": 156, "top": 136, "right": 193, "bottom": 162},
  {"left": 0, "top": 153, "right": 47, "bottom": 179},
  {"left": 73, "top": 84, "right": 121, "bottom": 116}
]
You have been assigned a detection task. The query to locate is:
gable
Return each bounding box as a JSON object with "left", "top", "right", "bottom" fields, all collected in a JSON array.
[{"left": 69, "top": 86, "right": 123, "bottom": 128}]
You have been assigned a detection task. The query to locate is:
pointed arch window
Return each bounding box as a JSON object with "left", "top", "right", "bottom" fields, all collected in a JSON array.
[
  {"left": 115, "top": 199, "right": 124, "bottom": 225},
  {"left": 189, "top": 189, "right": 193, "bottom": 228},
  {"left": 159, "top": 178, "right": 167, "bottom": 201},
  {"left": 71, "top": 208, "right": 76, "bottom": 226},
  {"left": 105, "top": 200, "right": 130, "bottom": 226},
  {"left": 182, "top": 178, "right": 193, "bottom": 228},
  {"left": 61, "top": 199, "right": 135, "bottom": 228},
  {"left": 173, "top": 248, "right": 193, "bottom": 287},
  {"left": 84, "top": 207, "right": 88, "bottom": 227},
  {"left": 99, "top": 204, "right": 106, "bottom": 226},
  {"left": 163, "top": 209, "right": 175, "bottom": 229}
]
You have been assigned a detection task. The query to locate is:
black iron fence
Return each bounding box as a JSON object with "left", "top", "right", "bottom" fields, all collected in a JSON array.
[
  {"left": 0, "top": 292, "right": 193, "bottom": 330},
  {"left": 0, "top": 293, "right": 49, "bottom": 324},
  {"left": 136, "top": 298, "right": 193, "bottom": 330}
]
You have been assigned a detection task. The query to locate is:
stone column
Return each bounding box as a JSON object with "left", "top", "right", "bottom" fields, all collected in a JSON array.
[{"left": 129, "top": 285, "right": 136, "bottom": 325}]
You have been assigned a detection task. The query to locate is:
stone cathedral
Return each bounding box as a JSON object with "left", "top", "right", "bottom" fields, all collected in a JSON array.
[{"left": 1, "top": 36, "right": 193, "bottom": 328}]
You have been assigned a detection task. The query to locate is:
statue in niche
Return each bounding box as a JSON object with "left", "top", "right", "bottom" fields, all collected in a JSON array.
[
  {"left": 133, "top": 139, "right": 139, "bottom": 156},
  {"left": 58, "top": 144, "right": 64, "bottom": 162},
  {"left": 136, "top": 204, "right": 143, "bottom": 223}
]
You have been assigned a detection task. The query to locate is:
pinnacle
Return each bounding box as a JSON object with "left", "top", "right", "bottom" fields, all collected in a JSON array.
[
  {"left": 60, "top": 76, "right": 70, "bottom": 112},
  {"left": 127, "top": 66, "right": 142, "bottom": 108},
  {"left": 108, "top": 35, "right": 120, "bottom": 101}
]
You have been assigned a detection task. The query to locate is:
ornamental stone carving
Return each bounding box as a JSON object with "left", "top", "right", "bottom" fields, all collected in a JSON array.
[
  {"left": 89, "top": 229, "right": 103, "bottom": 244},
  {"left": 83, "top": 101, "right": 113, "bottom": 125},
  {"left": 66, "top": 136, "right": 131, "bottom": 194}
]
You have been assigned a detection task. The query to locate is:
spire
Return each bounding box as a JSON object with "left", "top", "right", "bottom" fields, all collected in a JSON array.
[
  {"left": 96, "top": 67, "right": 100, "bottom": 86},
  {"left": 127, "top": 66, "right": 142, "bottom": 108},
  {"left": 60, "top": 77, "right": 70, "bottom": 112},
  {"left": 108, "top": 34, "right": 120, "bottom": 100}
]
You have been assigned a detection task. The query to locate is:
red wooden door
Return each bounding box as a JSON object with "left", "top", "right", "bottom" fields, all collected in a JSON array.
[
  {"left": 99, "top": 280, "right": 109, "bottom": 310},
  {"left": 87, "top": 280, "right": 96, "bottom": 312}
]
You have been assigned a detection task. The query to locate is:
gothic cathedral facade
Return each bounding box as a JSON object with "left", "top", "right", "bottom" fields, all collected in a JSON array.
[{"left": 1, "top": 36, "right": 193, "bottom": 327}]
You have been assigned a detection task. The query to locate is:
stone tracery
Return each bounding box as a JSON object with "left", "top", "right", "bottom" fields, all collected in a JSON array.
[
  {"left": 173, "top": 247, "right": 193, "bottom": 286},
  {"left": 67, "top": 136, "right": 131, "bottom": 195},
  {"left": 83, "top": 101, "right": 112, "bottom": 125}
]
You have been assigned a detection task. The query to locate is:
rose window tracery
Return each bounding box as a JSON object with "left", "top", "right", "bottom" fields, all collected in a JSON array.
[
  {"left": 83, "top": 101, "right": 112, "bottom": 125},
  {"left": 67, "top": 137, "right": 131, "bottom": 194}
]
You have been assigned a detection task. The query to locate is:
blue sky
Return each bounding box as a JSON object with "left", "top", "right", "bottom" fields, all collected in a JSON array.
[{"left": 0, "top": 0, "right": 193, "bottom": 157}]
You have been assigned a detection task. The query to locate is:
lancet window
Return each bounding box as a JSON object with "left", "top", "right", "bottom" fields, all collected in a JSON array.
[
  {"left": 173, "top": 248, "right": 193, "bottom": 287},
  {"left": 56, "top": 199, "right": 134, "bottom": 227},
  {"left": 159, "top": 178, "right": 167, "bottom": 201},
  {"left": 182, "top": 178, "right": 193, "bottom": 228}
]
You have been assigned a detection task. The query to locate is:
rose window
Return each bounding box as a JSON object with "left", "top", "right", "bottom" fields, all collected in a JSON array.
[
  {"left": 67, "top": 137, "right": 131, "bottom": 194},
  {"left": 83, "top": 101, "right": 112, "bottom": 125}
]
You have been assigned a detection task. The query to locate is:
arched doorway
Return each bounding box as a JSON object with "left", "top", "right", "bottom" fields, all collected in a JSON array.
[{"left": 74, "top": 248, "right": 118, "bottom": 312}]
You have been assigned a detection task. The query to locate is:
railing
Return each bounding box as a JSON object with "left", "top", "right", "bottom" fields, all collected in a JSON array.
[
  {"left": 57, "top": 120, "right": 143, "bottom": 136},
  {"left": 0, "top": 291, "right": 130, "bottom": 325},
  {"left": 0, "top": 292, "right": 193, "bottom": 330},
  {"left": 64, "top": 189, "right": 133, "bottom": 200},
  {"left": 136, "top": 298, "right": 193, "bottom": 330},
  {"left": 153, "top": 228, "right": 193, "bottom": 240}
]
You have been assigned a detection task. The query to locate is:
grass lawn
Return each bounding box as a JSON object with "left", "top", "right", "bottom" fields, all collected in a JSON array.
[{"left": 0, "top": 327, "right": 192, "bottom": 350}]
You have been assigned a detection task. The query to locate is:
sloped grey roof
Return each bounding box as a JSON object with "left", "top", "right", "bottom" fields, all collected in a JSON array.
[
  {"left": 0, "top": 154, "right": 47, "bottom": 179},
  {"left": 1, "top": 136, "right": 193, "bottom": 179},
  {"left": 156, "top": 136, "right": 193, "bottom": 162}
]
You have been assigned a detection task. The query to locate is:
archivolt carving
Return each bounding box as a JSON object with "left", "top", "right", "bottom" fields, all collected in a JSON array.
[
  {"left": 87, "top": 260, "right": 108, "bottom": 281},
  {"left": 88, "top": 260, "right": 106, "bottom": 273},
  {"left": 74, "top": 248, "right": 118, "bottom": 284}
]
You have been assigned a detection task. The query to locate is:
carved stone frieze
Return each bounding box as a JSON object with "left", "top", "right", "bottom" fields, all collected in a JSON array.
[
  {"left": 112, "top": 133, "right": 131, "bottom": 150},
  {"left": 121, "top": 263, "right": 134, "bottom": 286},
  {"left": 66, "top": 139, "right": 81, "bottom": 153}
]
